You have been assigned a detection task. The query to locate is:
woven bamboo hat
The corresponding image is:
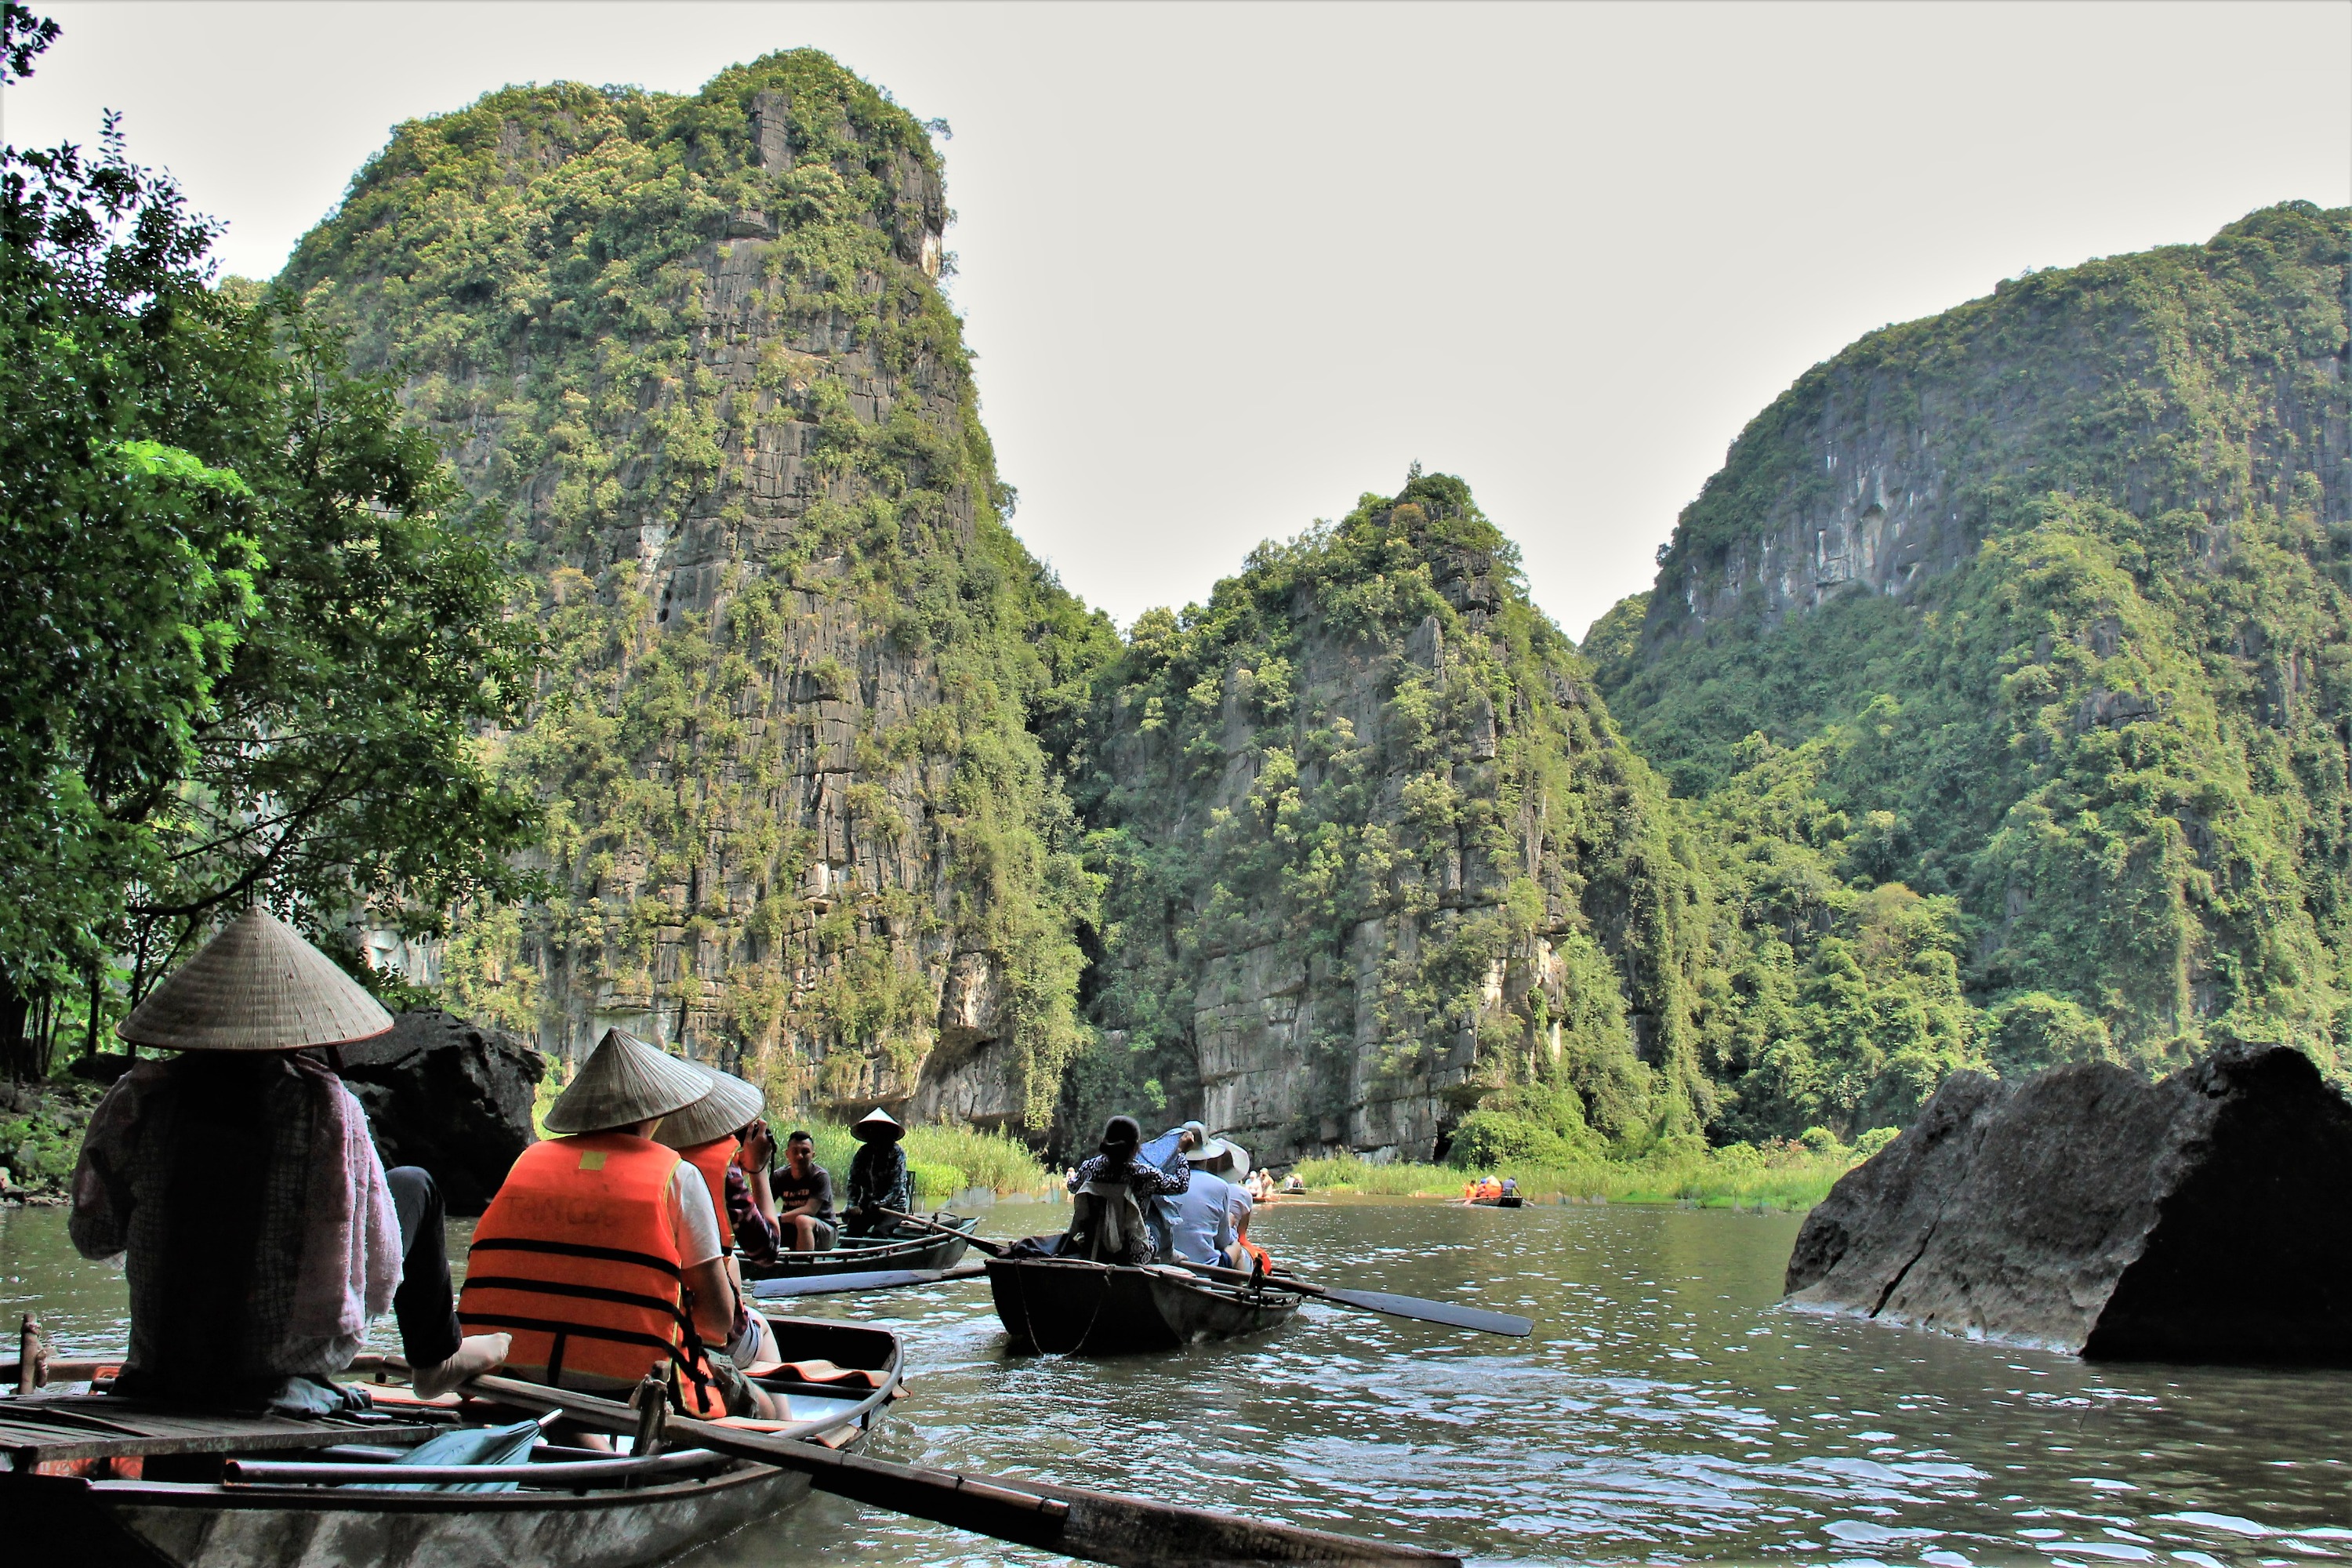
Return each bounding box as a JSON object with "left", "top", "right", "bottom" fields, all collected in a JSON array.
[
  {"left": 543, "top": 1027, "right": 710, "bottom": 1135},
  {"left": 117, "top": 906, "right": 394, "bottom": 1052},
  {"left": 654, "top": 1062, "right": 768, "bottom": 1149},
  {"left": 851, "top": 1106, "right": 905, "bottom": 1144}
]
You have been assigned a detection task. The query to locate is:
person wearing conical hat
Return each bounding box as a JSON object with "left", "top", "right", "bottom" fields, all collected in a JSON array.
[
  {"left": 654, "top": 1061, "right": 782, "bottom": 1372},
  {"left": 458, "top": 1029, "right": 778, "bottom": 1419},
  {"left": 841, "top": 1106, "right": 912, "bottom": 1239},
  {"left": 67, "top": 907, "right": 508, "bottom": 1410}
]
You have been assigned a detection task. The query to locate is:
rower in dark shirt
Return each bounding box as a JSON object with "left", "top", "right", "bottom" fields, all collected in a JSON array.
[{"left": 762, "top": 1130, "right": 837, "bottom": 1252}]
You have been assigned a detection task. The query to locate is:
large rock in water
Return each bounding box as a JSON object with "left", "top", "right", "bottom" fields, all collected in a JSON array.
[
  {"left": 339, "top": 1011, "right": 543, "bottom": 1216},
  {"left": 1784, "top": 1044, "right": 2352, "bottom": 1360}
]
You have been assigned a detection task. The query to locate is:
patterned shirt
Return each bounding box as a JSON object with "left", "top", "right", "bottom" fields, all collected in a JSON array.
[
  {"left": 70, "top": 1052, "right": 401, "bottom": 1403},
  {"left": 1067, "top": 1147, "right": 1192, "bottom": 1196}
]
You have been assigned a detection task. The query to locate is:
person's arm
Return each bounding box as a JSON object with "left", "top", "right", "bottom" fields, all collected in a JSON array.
[{"left": 683, "top": 1257, "right": 738, "bottom": 1346}]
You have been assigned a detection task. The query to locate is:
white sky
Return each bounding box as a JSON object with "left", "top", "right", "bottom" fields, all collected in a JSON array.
[{"left": 7, "top": 2, "right": 2349, "bottom": 641}]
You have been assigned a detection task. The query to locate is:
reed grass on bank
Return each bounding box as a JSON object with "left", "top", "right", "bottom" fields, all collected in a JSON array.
[
  {"left": 1291, "top": 1139, "right": 1867, "bottom": 1211},
  {"left": 803, "top": 1121, "right": 1055, "bottom": 1200}
]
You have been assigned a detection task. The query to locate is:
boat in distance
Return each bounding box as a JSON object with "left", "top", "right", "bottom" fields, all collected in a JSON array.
[
  {"left": 739, "top": 1211, "right": 978, "bottom": 1279},
  {"left": 0, "top": 1316, "right": 901, "bottom": 1568},
  {"left": 985, "top": 1254, "right": 1302, "bottom": 1356}
]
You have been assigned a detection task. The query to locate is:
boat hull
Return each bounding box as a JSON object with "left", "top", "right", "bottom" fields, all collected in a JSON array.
[
  {"left": 16, "top": 1463, "right": 804, "bottom": 1568},
  {"left": 1468, "top": 1196, "right": 1525, "bottom": 1208},
  {"left": 0, "top": 1315, "right": 902, "bottom": 1568},
  {"left": 741, "top": 1215, "right": 976, "bottom": 1279},
  {"left": 985, "top": 1258, "right": 1301, "bottom": 1355}
]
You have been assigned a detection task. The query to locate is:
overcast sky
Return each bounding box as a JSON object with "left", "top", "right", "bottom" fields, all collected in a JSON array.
[{"left": 8, "top": 2, "right": 2349, "bottom": 640}]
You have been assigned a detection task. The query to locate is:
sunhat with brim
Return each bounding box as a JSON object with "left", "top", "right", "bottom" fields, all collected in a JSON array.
[
  {"left": 851, "top": 1106, "right": 905, "bottom": 1144},
  {"left": 118, "top": 906, "right": 393, "bottom": 1052},
  {"left": 1185, "top": 1135, "right": 1236, "bottom": 1167},
  {"left": 655, "top": 1062, "right": 768, "bottom": 1149},
  {"left": 543, "top": 1028, "right": 710, "bottom": 1134}
]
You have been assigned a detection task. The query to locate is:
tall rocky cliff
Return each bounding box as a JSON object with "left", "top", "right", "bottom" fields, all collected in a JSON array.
[
  {"left": 1067, "top": 475, "right": 1715, "bottom": 1164},
  {"left": 1592, "top": 204, "right": 2352, "bottom": 1106},
  {"left": 283, "top": 54, "right": 1110, "bottom": 1127}
]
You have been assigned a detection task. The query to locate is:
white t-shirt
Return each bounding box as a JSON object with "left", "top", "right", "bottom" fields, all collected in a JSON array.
[
  {"left": 667, "top": 1162, "right": 723, "bottom": 1269},
  {"left": 1223, "top": 1180, "right": 1254, "bottom": 1234}
]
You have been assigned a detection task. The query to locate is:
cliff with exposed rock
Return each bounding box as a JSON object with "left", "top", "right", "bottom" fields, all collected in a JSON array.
[
  {"left": 1065, "top": 474, "right": 1715, "bottom": 1164},
  {"left": 283, "top": 53, "right": 1111, "bottom": 1128}
]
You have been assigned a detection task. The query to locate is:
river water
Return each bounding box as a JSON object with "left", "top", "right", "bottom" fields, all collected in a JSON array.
[{"left": 5, "top": 1194, "right": 2349, "bottom": 1566}]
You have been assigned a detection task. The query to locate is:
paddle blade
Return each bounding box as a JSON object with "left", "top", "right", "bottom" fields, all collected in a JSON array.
[
  {"left": 1317, "top": 1287, "right": 1533, "bottom": 1338},
  {"left": 750, "top": 1263, "right": 985, "bottom": 1299}
]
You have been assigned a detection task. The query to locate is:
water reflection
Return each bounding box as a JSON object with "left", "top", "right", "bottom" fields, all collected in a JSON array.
[{"left": 6, "top": 1196, "right": 2350, "bottom": 1565}]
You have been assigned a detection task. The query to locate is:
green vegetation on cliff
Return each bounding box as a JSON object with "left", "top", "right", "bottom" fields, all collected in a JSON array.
[
  {"left": 1066, "top": 473, "right": 1715, "bottom": 1159},
  {"left": 1595, "top": 203, "right": 2352, "bottom": 1127},
  {"left": 285, "top": 53, "right": 1112, "bottom": 1123}
]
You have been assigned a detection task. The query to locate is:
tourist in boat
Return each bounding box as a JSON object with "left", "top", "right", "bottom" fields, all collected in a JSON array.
[
  {"left": 1281, "top": 1171, "right": 1306, "bottom": 1194},
  {"left": 1062, "top": 1115, "right": 1190, "bottom": 1264},
  {"left": 459, "top": 1027, "right": 776, "bottom": 1418},
  {"left": 762, "top": 1128, "right": 837, "bottom": 1253},
  {"left": 656, "top": 1061, "right": 783, "bottom": 1374},
  {"left": 842, "top": 1105, "right": 913, "bottom": 1238},
  {"left": 67, "top": 907, "right": 508, "bottom": 1413},
  {"left": 1501, "top": 1176, "right": 1519, "bottom": 1199},
  {"left": 1166, "top": 1164, "right": 1236, "bottom": 1267}
]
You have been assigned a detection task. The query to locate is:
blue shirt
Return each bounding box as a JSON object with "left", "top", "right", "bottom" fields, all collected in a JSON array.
[{"left": 1167, "top": 1172, "right": 1235, "bottom": 1266}]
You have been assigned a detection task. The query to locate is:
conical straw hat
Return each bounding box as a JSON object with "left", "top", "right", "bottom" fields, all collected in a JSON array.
[
  {"left": 118, "top": 906, "right": 394, "bottom": 1051},
  {"left": 544, "top": 1027, "right": 711, "bottom": 1134},
  {"left": 852, "top": 1105, "right": 904, "bottom": 1143},
  {"left": 654, "top": 1062, "right": 768, "bottom": 1149}
]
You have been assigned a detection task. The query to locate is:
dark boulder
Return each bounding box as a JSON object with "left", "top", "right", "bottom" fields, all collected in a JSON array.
[
  {"left": 1785, "top": 1044, "right": 2352, "bottom": 1361},
  {"left": 339, "top": 1011, "right": 543, "bottom": 1216}
]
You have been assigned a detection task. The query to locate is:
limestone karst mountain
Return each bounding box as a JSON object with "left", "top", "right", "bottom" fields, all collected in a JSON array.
[
  {"left": 1589, "top": 203, "right": 2351, "bottom": 1118},
  {"left": 284, "top": 53, "right": 1111, "bottom": 1127},
  {"left": 1064, "top": 474, "right": 1715, "bottom": 1165},
  {"left": 283, "top": 53, "right": 2350, "bottom": 1160}
]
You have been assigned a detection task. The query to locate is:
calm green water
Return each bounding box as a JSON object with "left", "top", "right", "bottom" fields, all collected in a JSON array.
[{"left": 5, "top": 1195, "right": 2350, "bottom": 1566}]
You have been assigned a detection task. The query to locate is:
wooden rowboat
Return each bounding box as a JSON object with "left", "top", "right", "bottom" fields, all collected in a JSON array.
[
  {"left": 1468, "top": 1194, "right": 1524, "bottom": 1208},
  {"left": 0, "top": 1315, "right": 901, "bottom": 1568},
  {"left": 985, "top": 1256, "right": 1302, "bottom": 1356},
  {"left": 739, "top": 1211, "right": 978, "bottom": 1280}
]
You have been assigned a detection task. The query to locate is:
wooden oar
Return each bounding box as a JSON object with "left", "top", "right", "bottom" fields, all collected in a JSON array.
[
  {"left": 465, "top": 1373, "right": 1456, "bottom": 1566},
  {"left": 877, "top": 1209, "right": 1534, "bottom": 1338},
  {"left": 1175, "top": 1260, "right": 1531, "bottom": 1338},
  {"left": 748, "top": 1263, "right": 986, "bottom": 1299}
]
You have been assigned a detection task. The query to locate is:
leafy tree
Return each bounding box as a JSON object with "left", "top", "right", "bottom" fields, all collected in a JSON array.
[{"left": 0, "top": 6, "right": 539, "bottom": 1062}]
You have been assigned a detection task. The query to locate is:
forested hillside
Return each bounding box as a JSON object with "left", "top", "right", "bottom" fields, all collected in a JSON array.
[
  {"left": 1591, "top": 203, "right": 2352, "bottom": 1131},
  {"left": 274, "top": 49, "right": 2347, "bottom": 1163},
  {"left": 284, "top": 53, "right": 1113, "bottom": 1127},
  {"left": 1065, "top": 474, "right": 1712, "bottom": 1163}
]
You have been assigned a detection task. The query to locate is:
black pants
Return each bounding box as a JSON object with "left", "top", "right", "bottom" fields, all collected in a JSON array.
[{"left": 387, "top": 1166, "right": 461, "bottom": 1369}]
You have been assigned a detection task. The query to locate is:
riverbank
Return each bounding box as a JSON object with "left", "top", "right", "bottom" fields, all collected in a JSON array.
[
  {"left": 1291, "top": 1134, "right": 1880, "bottom": 1210},
  {"left": 0, "top": 1078, "right": 101, "bottom": 1200}
]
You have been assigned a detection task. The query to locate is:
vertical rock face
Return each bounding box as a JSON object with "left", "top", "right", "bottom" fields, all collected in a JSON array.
[
  {"left": 1072, "top": 475, "right": 1712, "bottom": 1164},
  {"left": 285, "top": 54, "right": 1102, "bottom": 1127},
  {"left": 1592, "top": 205, "right": 2352, "bottom": 1083},
  {"left": 1642, "top": 205, "right": 2351, "bottom": 641},
  {"left": 1787, "top": 1044, "right": 2352, "bottom": 1360}
]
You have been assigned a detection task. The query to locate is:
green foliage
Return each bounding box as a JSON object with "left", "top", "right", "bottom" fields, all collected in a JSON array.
[
  {"left": 0, "top": 20, "right": 539, "bottom": 1047},
  {"left": 285, "top": 51, "right": 1114, "bottom": 1125},
  {"left": 1068, "top": 472, "right": 1715, "bottom": 1156},
  {"left": 1602, "top": 202, "right": 2352, "bottom": 1123},
  {"left": 795, "top": 1120, "right": 1051, "bottom": 1199},
  {"left": 1292, "top": 1135, "right": 1858, "bottom": 1210}
]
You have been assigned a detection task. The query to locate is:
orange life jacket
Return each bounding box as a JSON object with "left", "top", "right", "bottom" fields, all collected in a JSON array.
[
  {"left": 676, "top": 1135, "right": 741, "bottom": 1251},
  {"left": 459, "top": 1132, "right": 724, "bottom": 1416}
]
